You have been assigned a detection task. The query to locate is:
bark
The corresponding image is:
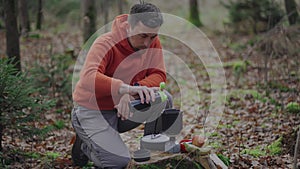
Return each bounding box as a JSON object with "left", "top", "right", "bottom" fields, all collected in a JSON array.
[
  {"left": 0, "top": 1, "right": 4, "bottom": 28},
  {"left": 0, "top": 123, "right": 3, "bottom": 151},
  {"left": 18, "top": 0, "right": 30, "bottom": 36},
  {"left": 4, "top": 0, "right": 21, "bottom": 71},
  {"left": 189, "top": 0, "right": 203, "bottom": 27},
  {"left": 118, "top": 0, "right": 123, "bottom": 14},
  {"left": 36, "top": 0, "right": 42, "bottom": 30},
  {"left": 284, "top": 0, "right": 299, "bottom": 25},
  {"left": 82, "top": 0, "right": 96, "bottom": 42},
  {"left": 103, "top": 0, "right": 109, "bottom": 32},
  {"left": 294, "top": 128, "right": 300, "bottom": 169}
]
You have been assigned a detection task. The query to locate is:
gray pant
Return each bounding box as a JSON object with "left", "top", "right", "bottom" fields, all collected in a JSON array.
[{"left": 71, "top": 93, "right": 172, "bottom": 168}]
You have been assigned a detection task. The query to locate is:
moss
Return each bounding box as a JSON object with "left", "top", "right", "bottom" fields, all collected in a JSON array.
[
  {"left": 53, "top": 120, "right": 65, "bottom": 129},
  {"left": 135, "top": 156, "right": 203, "bottom": 169},
  {"left": 242, "top": 147, "right": 266, "bottom": 157},
  {"left": 46, "top": 152, "right": 60, "bottom": 159},
  {"left": 217, "top": 124, "right": 233, "bottom": 129},
  {"left": 286, "top": 102, "right": 300, "bottom": 114},
  {"left": 210, "top": 132, "right": 220, "bottom": 137},
  {"left": 242, "top": 137, "right": 283, "bottom": 157},
  {"left": 24, "top": 152, "right": 41, "bottom": 159},
  {"left": 267, "top": 137, "right": 282, "bottom": 155},
  {"left": 232, "top": 120, "right": 240, "bottom": 126},
  {"left": 209, "top": 142, "right": 222, "bottom": 149}
]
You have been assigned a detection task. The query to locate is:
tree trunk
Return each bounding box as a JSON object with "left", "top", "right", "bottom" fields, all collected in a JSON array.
[
  {"left": 103, "top": 0, "right": 109, "bottom": 32},
  {"left": 18, "top": 0, "right": 30, "bottom": 36},
  {"left": 0, "top": 123, "right": 3, "bottom": 151},
  {"left": 118, "top": 0, "right": 123, "bottom": 14},
  {"left": 284, "top": 0, "right": 299, "bottom": 25},
  {"left": 4, "top": 0, "right": 21, "bottom": 72},
  {"left": 189, "top": 0, "right": 203, "bottom": 27},
  {"left": 36, "top": 0, "right": 42, "bottom": 30},
  {"left": 0, "top": 1, "right": 4, "bottom": 29},
  {"left": 82, "top": 0, "right": 96, "bottom": 42},
  {"left": 294, "top": 128, "right": 300, "bottom": 169}
]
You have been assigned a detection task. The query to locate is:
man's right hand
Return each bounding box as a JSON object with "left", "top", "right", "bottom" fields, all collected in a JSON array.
[{"left": 118, "top": 84, "right": 159, "bottom": 104}]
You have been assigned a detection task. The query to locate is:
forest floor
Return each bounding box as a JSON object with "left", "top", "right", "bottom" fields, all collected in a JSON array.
[{"left": 0, "top": 23, "right": 300, "bottom": 169}]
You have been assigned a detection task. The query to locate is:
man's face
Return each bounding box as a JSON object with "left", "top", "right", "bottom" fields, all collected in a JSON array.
[{"left": 127, "top": 21, "right": 160, "bottom": 50}]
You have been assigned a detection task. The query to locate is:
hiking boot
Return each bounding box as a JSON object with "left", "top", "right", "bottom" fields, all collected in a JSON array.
[{"left": 71, "top": 134, "right": 89, "bottom": 167}]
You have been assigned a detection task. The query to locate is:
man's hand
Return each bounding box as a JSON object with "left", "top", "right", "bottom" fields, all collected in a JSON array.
[
  {"left": 118, "top": 84, "right": 159, "bottom": 104},
  {"left": 114, "top": 94, "right": 133, "bottom": 120}
]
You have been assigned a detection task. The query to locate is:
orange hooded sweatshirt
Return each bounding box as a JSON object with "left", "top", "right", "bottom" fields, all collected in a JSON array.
[{"left": 73, "top": 14, "right": 166, "bottom": 110}]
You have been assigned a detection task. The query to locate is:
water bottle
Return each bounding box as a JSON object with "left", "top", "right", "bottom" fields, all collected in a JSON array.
[{"left": 129, "top": 82, "right": 167, "bottom": 112}]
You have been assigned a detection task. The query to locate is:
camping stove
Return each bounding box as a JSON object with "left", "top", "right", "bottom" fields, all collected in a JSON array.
[
  {"left": 140, "top": 109, "right": 182, "bottom": 153},
  {"left": 130, "top": 83, "right": 183, "bottom": 162}
]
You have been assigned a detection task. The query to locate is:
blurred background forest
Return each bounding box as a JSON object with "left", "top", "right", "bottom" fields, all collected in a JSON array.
[{"left": 0, "top": 0, "right": 300, "bottom": 168}]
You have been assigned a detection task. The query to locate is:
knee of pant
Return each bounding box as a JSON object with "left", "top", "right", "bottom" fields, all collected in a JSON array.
[
  {"left": 164, "top": 91, "right": 173, "bottom": 108},
  {"left": 92, "top": 152, "right": 130, "bottom": 168},
  {"left": 114, "top": 156, "right": 131, "bottom": 168}
]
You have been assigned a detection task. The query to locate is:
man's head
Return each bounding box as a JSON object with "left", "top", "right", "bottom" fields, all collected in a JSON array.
[
  {"left": 128, "top": 2, "right": 163, "bottom": 29},
  {"left": 127, "top": 2, "right": 163, "bottom": 50}
]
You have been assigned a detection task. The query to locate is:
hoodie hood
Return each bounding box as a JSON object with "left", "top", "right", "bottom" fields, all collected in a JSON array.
[
  {"left": 109, "top": 14, "right": 136, "bottom": 53},
  {"left": 111, "top": 14, "right": 128, "bottom": 40}
]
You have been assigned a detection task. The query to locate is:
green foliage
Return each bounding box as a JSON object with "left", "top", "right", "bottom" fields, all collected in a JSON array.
[
  {"left": 227, "top": 89, "right": 266, "bottom": 103},
  {"left": 39, "top": 125, "right": 55, "bottom": 138},
  {"left": 242, "top": 146, "right": 267, "bottom": 157},
  {"left": 46, "top": 152, "right": 61, "bottom": 159},
  {"left": 209, "top": 141, "right": 222, "bottom": 149},
  {"left": 39, "top": 120, "right": 66, "bottom": 138},
  {"left": 233, "top": 60, "right": 249, "bottom": 77},
  {"left": 222, "top": 0, "right": 284, "bottom": 33},
  {"left": 30, "top": 54, "right": 73, "bottom": 105},
  {"left": 82, "top": 162, "right": 95, "bottom": 169},
  {"left": 228, "top": 43, "right": 247, "bottom": 52},
  {"left": 135, "top": 157, "right": 203, "bottom": 169},
  {"left": 267, "top": 81, "right": 296, "bottom": 92},
  {"left": 53, "top": 120, "right": 65, "bottom": 130},
  {"left": 222, "top": 60, "right": 250, "bottom": 85},
  {"left": 217, "top": 154, "right": 230, "bottom": 166},
  {"left": 0, "top": 58, "right": 54, "bottom": 140},
  {"left": 27, "top": 0, "right": 80, "bottom": 23},
  {"left": 247, "top": 36, "right": 262, "bottom": 47},
  {"left": 209, "top": 132, "right": 221, "bottom": 137},
  {"left": 138, "top": 164, "right": 161, "bottom": 169},
  {"left": 27, "top": 33, "right": 42, "bottom": 39},
  {"left": 286, "top": 102, "right": 300, "bottom": 114},
  {"left": 242, "top": 137, "right": 283, "bottom": 157},
  {"left": 267, "top": 137, "right": 282, "bottom": 155},
  {"left": 24, "top": 152, "right": 41, "bottom": 159},
  {"left": 45, "top": 0, "right": 80, "bottom": 19}
]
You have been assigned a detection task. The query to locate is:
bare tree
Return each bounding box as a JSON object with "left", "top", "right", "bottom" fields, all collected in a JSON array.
[
  {"left": 102, "top": 0, "right": 109, "bottom": 32},
  {"left": 3, "top": 0, "right": 21, "bottom": 71},
  {"left": 284, "top": 0, "right": 299, "bottom": 25},
  {"left": 18, "top": 0, "right": 30, "bottom": 36},
  {"left": 294, "top": 128, "right": 300, "bottom": 169},
  {"left": 36, "top": 0, "right": 42, "bottom": 30},
  {"left": 189, "top": 0, "right": 203, "bottom": 27},
  {"left": 82, "top": 0, "right": 96, "bottom": 42},
  {"left": 0, "top": 0, "right": 4, "bottom": 29},
  {"left": 118, "top": 0, "right": 123, "bottom": 14}
]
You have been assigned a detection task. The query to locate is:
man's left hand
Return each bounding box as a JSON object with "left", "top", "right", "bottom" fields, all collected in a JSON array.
[{"left": 114, "top": 94, "right": 133, "bottom": 120}]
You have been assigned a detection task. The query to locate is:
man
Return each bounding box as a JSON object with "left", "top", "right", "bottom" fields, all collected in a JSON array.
[{"left": 71, "top": 2, "right": 172, "bottom": 168}]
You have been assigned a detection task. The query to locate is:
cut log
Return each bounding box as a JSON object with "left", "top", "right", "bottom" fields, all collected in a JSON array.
[
  {"left": 210, "top": 153, "right": 228, "bottom": 169},
  {"left": 197, "top": 155, "right": 217, "bottom": 169},
  {"left": 183, "top": 142, "right": 211, "bottom": 155}
]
